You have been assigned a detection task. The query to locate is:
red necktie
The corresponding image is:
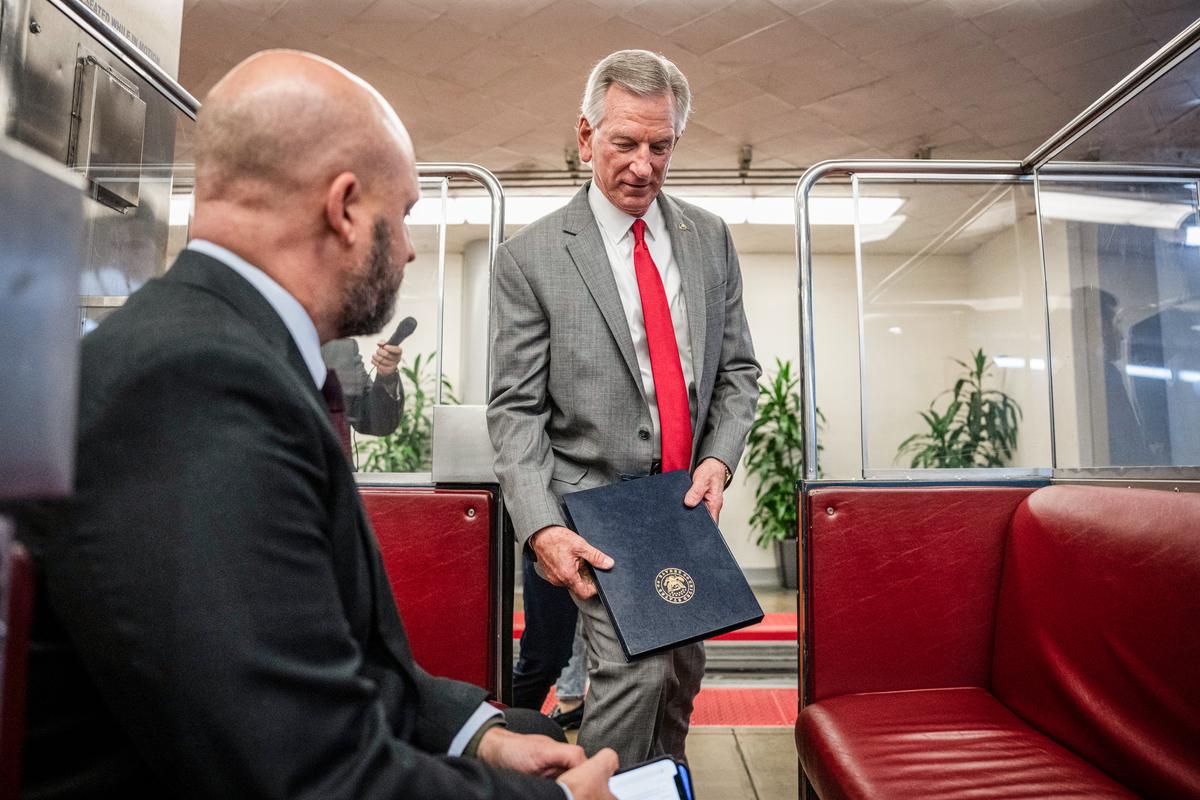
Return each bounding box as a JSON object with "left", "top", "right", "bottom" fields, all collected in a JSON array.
[
  {"left": 631, "top": 218, "right": 692, "bottom": 472},
  {"left": 321, "top": 369, "right": 354, "bottom": 461}
]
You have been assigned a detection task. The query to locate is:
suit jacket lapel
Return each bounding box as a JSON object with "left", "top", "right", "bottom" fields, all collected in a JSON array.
[
  {"left": 563, "top": 186, "right": 647, "bottom": 398},
  {"left": 660, "top": 194, "right": 707, "bottom": 392}
]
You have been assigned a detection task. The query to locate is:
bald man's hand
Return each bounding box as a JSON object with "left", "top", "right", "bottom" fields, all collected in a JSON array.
[
  {"left": 529, "top": 526, "right": 613, "bottom": 601},
  {"left": 558, "top": 749, "right": 619, "bottom": 800}
]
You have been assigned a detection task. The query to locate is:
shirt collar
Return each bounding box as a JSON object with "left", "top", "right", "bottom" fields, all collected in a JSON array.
[
  {"left": 186, "top": 239, "right": 326, "bottom": 387},
  {"left": 587, "top": 181, "right": 665, "bottom": 245}
]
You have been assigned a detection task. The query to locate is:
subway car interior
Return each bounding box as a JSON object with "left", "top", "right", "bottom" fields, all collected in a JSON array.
[{"left": 1, "top": 1, "right": 1199, "bottom": 798}]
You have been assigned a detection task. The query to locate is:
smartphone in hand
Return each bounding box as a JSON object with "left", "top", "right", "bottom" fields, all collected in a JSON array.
[{"left": 608, "top": 757, "right": 694, "bottom": 800}]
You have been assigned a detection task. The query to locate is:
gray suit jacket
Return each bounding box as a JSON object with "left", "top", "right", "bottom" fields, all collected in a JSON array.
[{"left": 487, "top": 184, "right": 760, "bottom": 547}]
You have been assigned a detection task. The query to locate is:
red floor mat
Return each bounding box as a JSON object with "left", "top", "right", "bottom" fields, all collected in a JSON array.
[
  {"left": 513, "top": 612, "right": 796, "bottom": 642},
  {"left": 540, "top": 686, "right": 798, "bottom": 727}
]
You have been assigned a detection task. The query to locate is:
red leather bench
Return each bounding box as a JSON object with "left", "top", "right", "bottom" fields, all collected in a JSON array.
[
  {"left": 359, "top": 487, "right": 503, "bottom": 695},
  {"left": 796, "top": 484, "right": 1200, "bottom": 799}
]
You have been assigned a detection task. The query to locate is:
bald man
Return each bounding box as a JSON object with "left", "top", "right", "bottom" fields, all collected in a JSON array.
[{"left": 17, "top": 51, "right": 616, "bottom": 800}]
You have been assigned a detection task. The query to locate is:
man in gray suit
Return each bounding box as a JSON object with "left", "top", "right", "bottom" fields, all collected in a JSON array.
[{"left": 488, "top": 49, "right": 760, "bottom": 764}]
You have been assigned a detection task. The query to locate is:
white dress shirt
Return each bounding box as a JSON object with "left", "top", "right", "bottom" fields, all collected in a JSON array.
[
  {"left": 587, "top": 183, "right": 697, "bottom": 457},
  {"left": 184, "top": 240, "right": 503, "bottom": 757}
]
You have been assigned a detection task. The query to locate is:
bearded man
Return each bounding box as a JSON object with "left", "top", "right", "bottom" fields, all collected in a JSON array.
[{"left": 17, "top": 50, "right": 617, "bottom": 800}]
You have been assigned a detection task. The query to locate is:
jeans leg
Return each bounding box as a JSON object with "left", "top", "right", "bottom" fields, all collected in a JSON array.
[
  {"left": 554, "top": 616, "right": 588, "bottom": 701},
  {"left": 511, "top": 552, "right": 578, "bottom": 710}
]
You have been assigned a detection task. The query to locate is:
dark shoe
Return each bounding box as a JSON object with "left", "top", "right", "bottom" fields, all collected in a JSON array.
[{"left": 549, "top": 702, "right": 584, "bottom": 731}]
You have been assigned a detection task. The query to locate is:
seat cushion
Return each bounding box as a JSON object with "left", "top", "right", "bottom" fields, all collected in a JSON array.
[
  {"left": 797, "top": 687, "right": 1134, "bottom": 800},
  {"left": 993, "top": 485, "right": 1200, "bottom": 798}
]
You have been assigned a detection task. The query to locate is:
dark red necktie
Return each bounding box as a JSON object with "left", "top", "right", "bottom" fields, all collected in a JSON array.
[
  {"left": 321, "top": 369, "right": 354, "bottom": 461},
  {"left": 631, "top": 218, "right": 692, "bottom": 472}
]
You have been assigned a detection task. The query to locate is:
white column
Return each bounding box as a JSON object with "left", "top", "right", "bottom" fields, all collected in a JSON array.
[{"left": 459, "top": 238, "right": 491, "bottom": 405}]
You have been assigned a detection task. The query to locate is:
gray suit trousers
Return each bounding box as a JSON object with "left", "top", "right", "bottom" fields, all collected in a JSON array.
[{"left": 574, "top": 594, "right": 705, "bottom": 765}]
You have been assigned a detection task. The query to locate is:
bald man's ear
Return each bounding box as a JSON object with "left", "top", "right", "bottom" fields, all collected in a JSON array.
[{"left": 324, "top": 171, "right": 363, "bottom": 247}]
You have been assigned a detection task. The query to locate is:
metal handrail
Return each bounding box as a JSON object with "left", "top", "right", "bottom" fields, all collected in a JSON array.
[
  {"left": 1022, "top": 15, "right": 1200, "bottom": 170},
  {"left": 795, "top": 156, "right": 1200, "bottom": 480},
  {"left": 52, "top": 0, "right": 200, "bottom": 119},
  {"left": 415, "top": 163, "right": 505, "bottom": 400}
]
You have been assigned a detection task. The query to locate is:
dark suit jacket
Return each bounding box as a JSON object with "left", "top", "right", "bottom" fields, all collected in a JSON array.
[{"left": 19, "top": 250, "right": 561, "bottom": 800}]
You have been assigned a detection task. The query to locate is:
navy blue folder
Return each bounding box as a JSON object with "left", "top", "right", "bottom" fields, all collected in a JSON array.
[{"left": 563, "top": 470, "right": 764, "bottom": 660}]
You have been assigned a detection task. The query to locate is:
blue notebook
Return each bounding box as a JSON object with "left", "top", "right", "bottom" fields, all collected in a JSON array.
[{"left": 563, "top": 470, "right": 764, "bottom": 660}]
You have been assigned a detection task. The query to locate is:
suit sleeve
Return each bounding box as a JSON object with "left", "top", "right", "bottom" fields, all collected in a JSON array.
[
  {"left": 696, "top": 222, "right": 761, "bottom": 473},
  {"left": 350, "top": 369, "right": 404, "bottom": 436},
  {"left": 49, "top": 342, "right": 562, "bottom": 800},
  {"left": 485, "top": 243, "right": 570, "bottom": 547},
  {"left": 346, "top": 350, "right": 404, "bottom": 437}
]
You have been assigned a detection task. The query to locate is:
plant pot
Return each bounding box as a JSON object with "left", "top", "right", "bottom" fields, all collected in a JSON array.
[{"left": 775, "top": 538, "right": 799, "bottom": 590}]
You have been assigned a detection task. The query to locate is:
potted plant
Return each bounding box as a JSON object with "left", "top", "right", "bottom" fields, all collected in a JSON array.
[
  {"left": 897, "top": 348, "right": 1021, "bottom": 468},
  {"left": 745, "top": 358, "right": 822, "bottom": 589},
  {"left": 358, "top": 352, "right": 458, "bottom": 472}
]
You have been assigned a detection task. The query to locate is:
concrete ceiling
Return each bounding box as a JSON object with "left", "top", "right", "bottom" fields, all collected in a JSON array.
[{"left": 177, "top": 0, "right": 1200, "bottom": 174}]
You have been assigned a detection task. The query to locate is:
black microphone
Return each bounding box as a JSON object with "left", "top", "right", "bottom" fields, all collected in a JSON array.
[{"left": 385, "top": 316, "right": 418, "bottom": 347}]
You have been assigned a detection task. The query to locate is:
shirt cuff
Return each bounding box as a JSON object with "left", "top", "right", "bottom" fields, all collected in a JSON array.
[
  {"left": 448, "top": 702, "right": 503, "bottom": 757},
  {"left": 557, "top": 781, "right": 575, "bottom": 800}
]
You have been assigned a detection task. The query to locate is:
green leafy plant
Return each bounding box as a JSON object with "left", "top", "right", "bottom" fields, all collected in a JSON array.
[
  {"left": 357, "top": 351, "right": 458, "bottom": 472},
  {"left": 896, "top": 348, "right": 1022, "bottom": 469},
  {"left": 745, "top": 358, "right": 824, "bottom": 548}
]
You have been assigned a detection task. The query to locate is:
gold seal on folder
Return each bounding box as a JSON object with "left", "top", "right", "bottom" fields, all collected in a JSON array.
[{"left": 655, "top": 567, "right": 695, "bottom": 604}]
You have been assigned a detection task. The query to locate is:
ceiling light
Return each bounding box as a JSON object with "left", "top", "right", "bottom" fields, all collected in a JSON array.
[
  {"left": 887, "top": 326, "right": 902, "bottom": 335},
  {"left": 405, "top": 194, "right": 906, "bottom": 231},
  {"left": 1039, "top": 191, "right": 1195, "bottom": 230},
  {"left": 1126, "top": 364, "right": 1172, "bottom": 380},
  {"left": 994, "top": 356, "right": 1026, "bottom": 368},
  {"left": 1186, "top": 226, "right": 1200, "bottom": 246},
  {"left": 670, "top": 196, "right": 904, "bottom": 226},
  {"left": 1179, "top": 370, "right": 1200, "bottom": 383}
]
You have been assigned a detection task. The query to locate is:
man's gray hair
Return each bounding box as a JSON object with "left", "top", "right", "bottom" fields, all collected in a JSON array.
[{"left": 581, "top": 50, "right": 691, "bottom": 136}]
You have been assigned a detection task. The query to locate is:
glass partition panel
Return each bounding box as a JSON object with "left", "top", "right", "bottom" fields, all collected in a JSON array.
[
  {"left": 1054, "top": 45, "right": 1200, "bottom": 168},
  {"left": 1038, "top": 175, "right": 1200, "bottom": 469},
  {"left": 806, "top": 182, "right": 863, "bottom": 480},
  {"left": 855, "top": 177, "right": 1052, "bottom": 474}
]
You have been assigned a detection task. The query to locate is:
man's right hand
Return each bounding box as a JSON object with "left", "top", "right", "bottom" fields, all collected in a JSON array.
[
  {"left": 557, "top": 748, "right": 619, "bottom": 800},
  {"left": 529, "top": 526, "right": 614, "bottom": 600}
]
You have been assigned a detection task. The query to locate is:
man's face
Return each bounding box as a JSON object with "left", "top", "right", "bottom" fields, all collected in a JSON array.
[
  {"left": 578, "top": 86, "right": 678, "bottom": 217},
  {"left": 334, "top": 163, "right": 418, "bottom": 338}
]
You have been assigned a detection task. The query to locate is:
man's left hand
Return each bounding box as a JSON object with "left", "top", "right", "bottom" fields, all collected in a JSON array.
[
  {"left": 372, "top": 342, "right": 403, "bottom": 376},
  {"left": 476, "top": 727, "right": 586, "bottom": 778},
  {"left": 684, "top": 458, "right": 729, "bottom": 523}
]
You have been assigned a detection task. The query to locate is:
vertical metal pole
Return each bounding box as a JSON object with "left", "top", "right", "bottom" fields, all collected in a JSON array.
[
  {"left": 434, "top": 179, "right": 448, "bottom": 404},
  {"left": 795, "top": 174, "right": 819, "bottom": 480},
  {"left": 851, "top": 175, "right": 871, "bottom": 477},
  {"left": 1032, "top": 170, "right": 1059, "bottom": 471}
]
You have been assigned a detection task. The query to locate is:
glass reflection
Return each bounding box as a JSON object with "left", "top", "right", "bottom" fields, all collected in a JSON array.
[{"left": 1040, "top": 177, "right": 1200, "bottom": 468}]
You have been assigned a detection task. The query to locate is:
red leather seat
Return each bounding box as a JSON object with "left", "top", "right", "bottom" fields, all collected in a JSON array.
[
  {"left": 359, "top": 488, "right": 499, "bottom": 693},
  {"left": 797, "top": 484, "right": 1200, "bottom": 799},
  {"left": 797, "top": 687, "right": 1135, "bottom": 800}
]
